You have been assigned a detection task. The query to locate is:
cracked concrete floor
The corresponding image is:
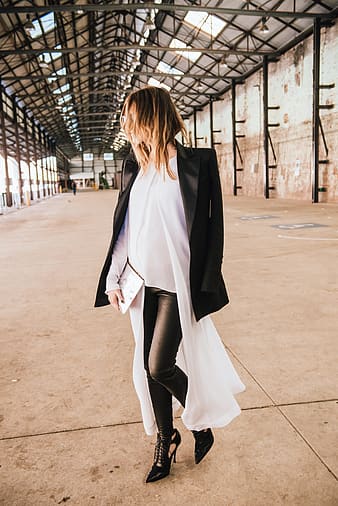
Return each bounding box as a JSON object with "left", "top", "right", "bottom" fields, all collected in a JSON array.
[{"left": 0, "top": 190, "right": 337, "bottom": 506}]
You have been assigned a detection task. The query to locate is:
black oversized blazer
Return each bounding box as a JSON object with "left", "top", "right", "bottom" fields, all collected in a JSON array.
[{"left": 94, "top": 142, "right": 229, "bottom": 321}]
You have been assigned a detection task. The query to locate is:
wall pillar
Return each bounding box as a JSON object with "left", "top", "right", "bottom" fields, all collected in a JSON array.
[{"left": 0, "top": 85, "right": 12, "bottom": 207}]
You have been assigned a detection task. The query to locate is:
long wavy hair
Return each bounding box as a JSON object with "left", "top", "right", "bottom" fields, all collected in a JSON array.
[{"left": 120, "top": 86, "right": 187, "bottom": 178}]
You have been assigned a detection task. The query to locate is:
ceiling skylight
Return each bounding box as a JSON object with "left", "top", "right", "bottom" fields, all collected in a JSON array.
[
  {"left": 184, "top": 11, "right": 226, "bottom": 37},
  {"left": 48, "top": 67, "right": 67, "bottom": 83},
  {"left": 57, "top": 94, "right": 72, "bottom": 105},
  {"left": 156, "top": 61, "right": 184, "bottom": 80},
  {"left": 53, "top": 83, "right": 70, "bottom": 95},
  {"left": 148, "top": 77, "right": 171, "bottom": 91},
  {"left": 30, "top": 12, "right": 55, "bottom": 39},
  {"left": 169, "top": 38, "right": 201, "bottom": 62},
  {"left": 42, "top": 45, "right": 62, "bottom": 64}
]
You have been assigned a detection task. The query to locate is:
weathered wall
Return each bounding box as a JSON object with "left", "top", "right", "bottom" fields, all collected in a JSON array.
[{"left": 185, "top": 22, "right": 337, "bottom": 202}]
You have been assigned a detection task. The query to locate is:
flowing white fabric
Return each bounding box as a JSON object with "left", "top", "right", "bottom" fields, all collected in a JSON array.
[{"left": 107, "top": 157, "right": 246, "bottom": 435}]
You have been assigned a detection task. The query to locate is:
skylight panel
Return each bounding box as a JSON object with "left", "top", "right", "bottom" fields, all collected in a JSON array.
[
  {"left": 148, "top": 77, "right": 171, "bottom": 91},
  {"left": 57, "top": 94, "right": 72, "bottom": 105},
  {"left": 30, "top": 12, "right": 55, "bottom": 39},
  {"left": 42, "top": 45, "right": 62, "bottom": 64},
  {"left": 156, "top": 61, "right": 184, "bottom": 80},
  {"left": 53, "top": 83, "right": 70, "bottom": 95},
  {"left": 169, "top": 38, "right": 201, "bottom": 62},
  {"left": 48, "top": 67, "right": 67, "bottom": 83},
  {"left": 184, "top": 11, "right": 226, "bottom": 37},
  {"left": 61, "top": 105, "right": 73, "bottom": 114}
]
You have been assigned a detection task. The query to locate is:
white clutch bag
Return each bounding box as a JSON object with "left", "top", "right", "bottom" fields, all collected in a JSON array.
[{"left": 118, "top": 261, "right": 144, "bottom": 314}]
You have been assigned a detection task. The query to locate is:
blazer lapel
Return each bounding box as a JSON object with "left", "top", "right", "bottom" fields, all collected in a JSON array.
[{"left": 176, "top": 142, "right": 200, "bottom": 239}]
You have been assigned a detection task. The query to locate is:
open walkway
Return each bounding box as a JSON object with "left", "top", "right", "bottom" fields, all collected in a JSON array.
[{"left": 0, "top": 190, "right": 337, "bottom": 506}]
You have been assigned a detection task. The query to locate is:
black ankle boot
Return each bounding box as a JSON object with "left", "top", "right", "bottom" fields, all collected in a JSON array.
[
  {"left": 192, "top": 428, "right": 214, "bottom": 464},
  {"left": 146, "top": 428, "right": 181, "bottom": 483}
]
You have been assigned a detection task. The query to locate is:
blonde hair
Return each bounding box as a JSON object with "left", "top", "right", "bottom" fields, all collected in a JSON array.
[{"left": 120, "top": 86, "right": 187, "bottom": 178}]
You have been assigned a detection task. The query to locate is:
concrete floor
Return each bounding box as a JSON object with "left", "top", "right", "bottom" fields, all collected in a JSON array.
[{"left": 0, "top": 190, "right": 337, "bottom": 506}]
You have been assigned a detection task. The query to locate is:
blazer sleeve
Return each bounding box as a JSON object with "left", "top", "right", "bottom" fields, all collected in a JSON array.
[{"left": 201, "top": 149, "right": 225, "bottom": 292}]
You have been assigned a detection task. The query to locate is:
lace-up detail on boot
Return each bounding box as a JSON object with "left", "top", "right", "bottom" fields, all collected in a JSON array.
[{"left": 146, "top": 428, "right": 181, "bottom": 483}]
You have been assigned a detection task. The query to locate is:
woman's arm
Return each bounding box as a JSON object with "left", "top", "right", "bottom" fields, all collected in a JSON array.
[{"left": 105, "top": 212, "right": 128, "bottom": 294}]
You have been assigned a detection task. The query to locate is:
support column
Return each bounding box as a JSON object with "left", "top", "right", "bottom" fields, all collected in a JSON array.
[
  {"left": 193, "top": 107, "right": 197, "bottom": 148},
  {"left": 231, "top": 80, "right": 238, "bottom": 196},
  {"left": 312, "top": 18, "right": 321, "bottom": 203},
  {"left": 52, "top": 141, "right": 58, "bottom": 192},
  {"left": 0, "top": 85, "right": 12, "bottom": 207},
  {"left": 43, "top": 131, "right": 51, "bottom": 196},
  {"left": 263, "top": 56, "right": 270, "bottom": 199},
  {"left": 23, "top": 111, "right": 33, "bottom": 202},
  {"left": 209, "top": 98, "right": 214, "bottom": 148},
  {"left": 31, "top": 120, "right": 41, "bottom": 199},
  {"left": 12, "top": 97, "right": 24, "bottom": 205},
  {"left": 38, "top": 127, "right": 46, "bottom": 197},
  {"left": 49, "top": 137, "right": 55, "bottom": 194}
]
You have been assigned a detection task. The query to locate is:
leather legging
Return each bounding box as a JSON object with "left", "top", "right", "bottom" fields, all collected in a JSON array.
[{"left": 143, "top": 286, "right": 188, "bottom": 437}]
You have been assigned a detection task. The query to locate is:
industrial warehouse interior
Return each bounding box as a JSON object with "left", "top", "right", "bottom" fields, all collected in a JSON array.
[{"left": 0, "top": 1, "right": 337, "bottom": 505}]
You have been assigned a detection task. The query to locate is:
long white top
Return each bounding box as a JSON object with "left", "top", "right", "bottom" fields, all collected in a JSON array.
[
  {"left": 106, "top": 156, "right": 189, "bottom": 293},
  {"left": 106, "top": 154, "right": 246, "bottom": 435}
]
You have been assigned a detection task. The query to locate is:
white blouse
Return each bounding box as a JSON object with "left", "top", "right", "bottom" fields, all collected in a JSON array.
[{"left": 106, "top": 156, "right": 189, "bottom": 293}]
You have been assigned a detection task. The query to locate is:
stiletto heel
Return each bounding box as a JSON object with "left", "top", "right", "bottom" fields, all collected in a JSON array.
[
  {"left": 192, "top": 428, "right": 214, "bottom": 464},
  {"left": 146, "top": 428, "right": 181, "bottom": 483}
]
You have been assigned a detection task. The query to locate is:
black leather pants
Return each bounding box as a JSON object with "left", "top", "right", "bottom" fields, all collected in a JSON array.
[{"left": 143, "top": 286, "right": 188, "bottom": 436}]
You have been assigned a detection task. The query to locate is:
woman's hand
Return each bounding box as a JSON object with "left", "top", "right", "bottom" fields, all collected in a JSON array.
[{"left": 107, "top": 289, "right": 124, "bottom": 311}]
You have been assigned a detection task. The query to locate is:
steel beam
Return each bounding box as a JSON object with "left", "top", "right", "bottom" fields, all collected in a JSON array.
[
  {"left": 0, "top": 4, "right": 334, "bottom": 19},
  {"left": 0, "top": 70, "right": 240, "bottom": 81},
  {"left": 0, "top": 46, "right": 272, "bottom": 57}
]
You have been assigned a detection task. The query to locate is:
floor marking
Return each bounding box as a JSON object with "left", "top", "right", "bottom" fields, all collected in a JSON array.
[
  {"left": 278, "top": 234, "right": 338, "bottom": 241},
  {"left": 272, "top": 223, "right": 328, "bottom": 229}
]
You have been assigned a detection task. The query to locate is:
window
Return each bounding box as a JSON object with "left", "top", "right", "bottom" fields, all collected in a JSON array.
[
  {"left": 104, "top": 153, "right": 114, "bottom": 160},
  {"left": 83, "top": 153, "right": 93, "bottom": 161},
  {"left": 169, "top": 38, "right": 201, "bottom": 62},
  {"left": 184, "top": 11, "right": 226, "bottom": 37}
]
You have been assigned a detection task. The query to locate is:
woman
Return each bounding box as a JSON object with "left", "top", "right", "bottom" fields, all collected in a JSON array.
[{"left": 95, "top": 86, "right": 245, "bottom": 483}]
